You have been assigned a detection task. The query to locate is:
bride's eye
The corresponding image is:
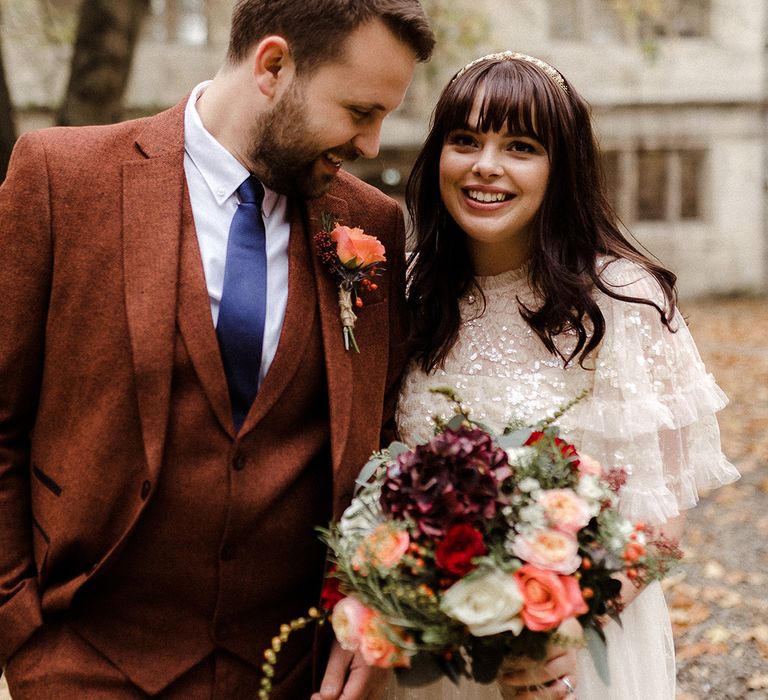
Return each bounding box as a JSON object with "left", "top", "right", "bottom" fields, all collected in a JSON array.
[
  {"left": 508, "top": 140, "right": 536, "bottom": 153},
  {"left": 446, "top": 132, "right": 477, "bottom": 148}
]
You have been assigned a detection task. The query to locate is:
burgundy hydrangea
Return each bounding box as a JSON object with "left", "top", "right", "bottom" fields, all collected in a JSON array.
[{"left": 379, "top": 427, "right": 511, "bottom": 537}]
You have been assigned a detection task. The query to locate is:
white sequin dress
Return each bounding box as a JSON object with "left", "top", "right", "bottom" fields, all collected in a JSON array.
[{"left": 387, "top": 258, "right": 739, "bottom": 700}]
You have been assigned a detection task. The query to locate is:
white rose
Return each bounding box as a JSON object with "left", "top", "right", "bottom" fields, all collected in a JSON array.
[{"left": 440, "top": 567, "right": 524, "bottom": 637}]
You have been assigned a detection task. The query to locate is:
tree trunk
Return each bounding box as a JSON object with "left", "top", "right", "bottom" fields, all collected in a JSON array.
[
  {"left": 57, "top": 0, "right": 150, "bottom": 126},
  {"left": 0, "top": 32, "right": 17, "bottom": 182}
]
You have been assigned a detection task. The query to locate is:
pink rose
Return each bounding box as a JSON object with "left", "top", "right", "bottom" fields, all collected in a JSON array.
[
  {"left": 353, "top": 524, "right": 410, "bottom": 572},
  {"left": 514, "top": 564, "right": 588, "bottom": 632},
  {"left": 331, "top": 225, "right": 386, "bottom": 269},
  {"left": 538, "top": 489, "right": 592, "bottom": 535},
  {"left": 359, "top": 614, "right": 412, "bottom": 668},
  {"left": 331, "top": 596, "right": 373, "bottom": 651},
  {"left": 576, "top": 453, "right": 602, "bottom": 477},
  {"left": 511, "top": 528, "right": 581, "bottom": 574}
]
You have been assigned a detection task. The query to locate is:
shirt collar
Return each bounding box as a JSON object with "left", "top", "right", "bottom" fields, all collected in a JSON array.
[{"left": 184, "top": 81, "right": 282, "bottom": 218}]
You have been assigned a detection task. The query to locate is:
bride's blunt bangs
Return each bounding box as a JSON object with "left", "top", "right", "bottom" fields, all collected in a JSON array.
[{"left": 433, "top": 60, "right": 568, "bottom": 157}]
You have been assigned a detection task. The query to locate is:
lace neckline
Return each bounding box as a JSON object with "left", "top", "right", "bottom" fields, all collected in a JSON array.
[{"left": 474, "top": 264, "right": 529, "bottom": 293}]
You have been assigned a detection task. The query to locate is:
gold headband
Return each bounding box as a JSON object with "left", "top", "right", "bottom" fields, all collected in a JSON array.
[{"left": 453, "top": 51, "right": 568, "bottom": 94}]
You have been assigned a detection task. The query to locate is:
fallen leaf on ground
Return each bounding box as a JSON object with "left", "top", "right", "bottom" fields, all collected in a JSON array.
[
  {"left": 747, "top": 673, "right": 768, "bottom": 690},
  {"left": 676, "top": 640, "right": 729, "bottom": 660}
]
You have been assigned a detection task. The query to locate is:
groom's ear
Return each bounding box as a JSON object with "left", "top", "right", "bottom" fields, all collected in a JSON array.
[{"left": 251, "top": 36, "right": 295, "bottom": 97}]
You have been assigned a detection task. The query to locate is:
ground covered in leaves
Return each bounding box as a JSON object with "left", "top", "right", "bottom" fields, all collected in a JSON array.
[
  {"left": 1, "top": 295, "right": 766, "bottom": 700},
  {"left": 670, "top": 295, "right": 768, "bottom": 700}
]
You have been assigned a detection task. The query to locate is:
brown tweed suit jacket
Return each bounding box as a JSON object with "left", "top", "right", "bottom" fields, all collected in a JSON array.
[{"left": 0, "top": 98, "right": 409, "bottom": 670}]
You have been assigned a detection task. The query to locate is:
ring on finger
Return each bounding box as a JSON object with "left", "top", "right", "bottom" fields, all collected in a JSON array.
[{"left": 561, "top": 676, "right": 575, "bottom": 693}]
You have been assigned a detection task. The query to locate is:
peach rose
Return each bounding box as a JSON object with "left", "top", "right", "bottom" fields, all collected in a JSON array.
[
  {"left": 538, "top": 489, "right": 592, "bottom": 535},
  {"left": 510, "top": 528, "right": 581, "bottom": 574},
  {"left": 576, "top": 453, "right": 602, "bottom": 477},
  {"left": 359, "top": 614, "right": 412, "bottom": 668},
  {"left": 353, "top": 523, "right": 410, "bottom": 571},
  {"left": 331, "top": 225, "right": 386, "bottom": 269},
  {"left": 331, "top": 596, "right": 373, "bottom": 651},
  {"left": 514, "top": 564, "right": 588, "bottom": 632}
]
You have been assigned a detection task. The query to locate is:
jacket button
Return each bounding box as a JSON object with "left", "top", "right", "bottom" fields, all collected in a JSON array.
[
  {"left": 140, "top": 480, "right": 152, "bottom": 499},
  {"left": 232, "top": 452, "right": 246, "bottom": 471}
]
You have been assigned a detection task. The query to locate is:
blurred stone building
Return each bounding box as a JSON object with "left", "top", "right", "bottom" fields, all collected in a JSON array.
[{"left": 3, "top": 0, "right": 766, "bottom": 296}]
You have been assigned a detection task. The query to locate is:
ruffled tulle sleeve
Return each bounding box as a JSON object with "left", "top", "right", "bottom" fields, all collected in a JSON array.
[{"left": 566, "top": 258, "right": 739, "bottom": 525}]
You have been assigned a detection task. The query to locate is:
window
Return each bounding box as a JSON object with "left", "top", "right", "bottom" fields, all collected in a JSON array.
[
  {"left": 601, "top": 148, "right": 707, "bottom": 223},
  {"left": 640, "top": 0, "right": 711, "bottom": 38},
  {"left": 550, "top": 0, "right": 710, "bottom": 42},
  {"left": 149, "top": 0, "right": 209, "bottom": 46},
  {"left": 637, "top": 150, "right": 667, "bottom": 221},
  {"left": 550, "top": 0, "right": 625, "bottom": 42}
]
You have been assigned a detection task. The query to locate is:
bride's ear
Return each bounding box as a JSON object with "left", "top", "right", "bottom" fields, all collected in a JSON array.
[{"left": 251, "top": 35, "right": 295, "bottom": 98}]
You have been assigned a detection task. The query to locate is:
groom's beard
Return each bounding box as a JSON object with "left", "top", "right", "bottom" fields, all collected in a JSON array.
[{"left": 248, "top": 84, "right": 358, "bottom": 200}]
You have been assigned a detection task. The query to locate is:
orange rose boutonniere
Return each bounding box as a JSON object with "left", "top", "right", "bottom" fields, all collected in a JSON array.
[{"left": 315, "top": 211, "right": 386, "bottom": 352}]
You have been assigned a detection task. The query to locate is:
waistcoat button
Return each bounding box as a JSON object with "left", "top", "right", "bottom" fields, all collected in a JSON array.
[
  {"left": 232, "top": 452, "right": 246, "bottom": 471},
  {"left": 140, "top": 480, "right": 151, "bottom": 499}
]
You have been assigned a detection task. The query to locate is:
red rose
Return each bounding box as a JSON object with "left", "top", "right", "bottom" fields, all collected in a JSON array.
[
  {"left": 524, "top": 431, "right": 579, "bottom": 465},
  {"left": 320, "top": 575, "right": 345, "bottom": 611},
  {"left": 435, "top": 524, "right": 487, "bottom": 577}
]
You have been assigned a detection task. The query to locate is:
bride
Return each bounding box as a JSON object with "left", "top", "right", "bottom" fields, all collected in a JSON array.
[{"left": 386, "top": 52, "right": 738, "bottom": 699}]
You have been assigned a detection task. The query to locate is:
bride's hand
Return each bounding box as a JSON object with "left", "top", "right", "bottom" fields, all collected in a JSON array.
[{"left": 496, "top": 617, "right": 581, "bottom": 699}]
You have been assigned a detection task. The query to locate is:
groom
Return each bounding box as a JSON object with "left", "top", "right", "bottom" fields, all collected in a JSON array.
[{"left": 0, "top": 1, "right": 434, "bottom": 698}]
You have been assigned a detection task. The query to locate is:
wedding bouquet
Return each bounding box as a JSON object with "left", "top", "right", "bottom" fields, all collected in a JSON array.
[{"left": 258, "top": 390, "right": 681, "bottom": 697}]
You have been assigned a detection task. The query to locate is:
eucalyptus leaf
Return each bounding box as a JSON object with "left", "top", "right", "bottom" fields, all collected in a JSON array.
[
  {"left": 387, "top": 441, "right": 410, "bottom": 459},
  {"left": 446, "top": 414, "right": 468, "bottom": 431},
  {"left": 354, "top": 456, "right": 384, "bottom": 489},
  {"left": 584, "top": 626, "right": 611, "bottom": 686},
  {"left": 497, "top": 428, "right": 531, "bottom": 448}
]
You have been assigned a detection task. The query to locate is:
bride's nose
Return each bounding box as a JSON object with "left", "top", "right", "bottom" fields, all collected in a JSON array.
[{"left": 471, "top": 146, "right": 503, "bottom": 178}]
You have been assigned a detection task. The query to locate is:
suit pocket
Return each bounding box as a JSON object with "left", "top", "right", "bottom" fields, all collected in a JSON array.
[{"left": 32, "top": 464, "right": 62, "bottom": 496}]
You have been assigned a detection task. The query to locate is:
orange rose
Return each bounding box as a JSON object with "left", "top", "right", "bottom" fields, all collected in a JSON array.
[
  {"left": 331, "top": 225, "right": 386, "bottom": 269},
  {"left": 514, "top": 564, "right": 588, "bottom": 632},
  {"left": 359, "top": 614, "right": 412, "bottom": 668},
  {"left": 353, "top": 523, "right": 410, "bottom": 572}
]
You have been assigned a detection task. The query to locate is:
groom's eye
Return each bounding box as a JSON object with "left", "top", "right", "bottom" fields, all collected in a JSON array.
[{"left": 349, "top": 107, "right": 373, "bottom": 119}]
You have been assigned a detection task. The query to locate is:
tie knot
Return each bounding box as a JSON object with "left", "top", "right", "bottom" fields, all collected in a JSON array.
[{"left": 237, "top": 176, "right": 264, "bottom": 206}]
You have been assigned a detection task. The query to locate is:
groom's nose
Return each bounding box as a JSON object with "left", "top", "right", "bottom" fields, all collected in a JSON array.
[{"left": 352, "top": 123, "right": 382, "bottom": 159}]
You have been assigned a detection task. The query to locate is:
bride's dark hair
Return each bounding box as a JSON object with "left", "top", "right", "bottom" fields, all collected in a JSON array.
[{"left": 406, "top": 56, "right": 677, "bottom": 372}]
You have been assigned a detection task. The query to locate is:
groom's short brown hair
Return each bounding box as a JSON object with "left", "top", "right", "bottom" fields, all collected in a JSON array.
[{"left": 227, "top": 0, "right": 434, "bottom": 71}]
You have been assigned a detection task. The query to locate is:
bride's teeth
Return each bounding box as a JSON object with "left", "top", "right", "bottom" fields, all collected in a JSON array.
[{"left": 467, "top": 190, "right": 508, "bottom": 203}]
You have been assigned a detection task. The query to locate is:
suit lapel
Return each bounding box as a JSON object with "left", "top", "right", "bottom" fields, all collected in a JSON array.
[
  {"left": 237, "top": 202, "right": 318, "bottom": 432},
  {"left": 176, "top": 192, "right": 234, "bottom": 434},
  {"left": 122, "top": 109, "right": 186, "bottom": 477},
  {"left": 305, "top": 196, "right": 353, "bottom": 473}
]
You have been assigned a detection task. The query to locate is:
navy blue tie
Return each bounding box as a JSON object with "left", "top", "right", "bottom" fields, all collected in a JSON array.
[{"left": 217, "top": 176, "right": 267, "bottom": 431}]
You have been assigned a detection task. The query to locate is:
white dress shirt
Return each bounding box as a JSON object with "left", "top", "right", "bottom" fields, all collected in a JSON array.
[{"left": 183, "top": 81, "right": 290, "bottom": 387}]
